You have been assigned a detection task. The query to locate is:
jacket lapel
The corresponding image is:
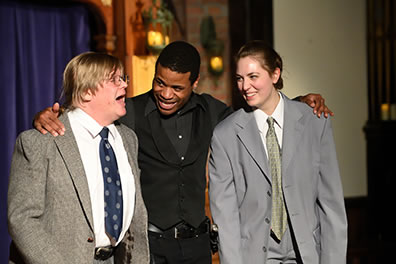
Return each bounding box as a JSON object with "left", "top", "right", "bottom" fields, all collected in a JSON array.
[
  {"left": 236, "top": 111, "right": 271, "bottom": 183},
  {"left": 54, "top": 114, "right": 94, "bottom": 231}
]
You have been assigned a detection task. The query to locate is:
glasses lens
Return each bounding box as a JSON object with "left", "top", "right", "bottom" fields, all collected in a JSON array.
[
  {"left": 109, "top": 75, "right": 129, "bottom": 85},
  {"left": 122, "top": 75, "right": 129, "bottom": 84}
]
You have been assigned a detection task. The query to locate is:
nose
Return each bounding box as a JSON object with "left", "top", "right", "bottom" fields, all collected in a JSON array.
[
  {"left": 160, "top": 87, "right": 174, "bottom": 100},
  {"left": 117, "top": 81, "right": 127, "bottom": 95},
  {"left": 238, "top": 79, "right": 250, "bottom": 92},
  {"left": 120, "top": 78, "right": 128, "bottom": 87}
]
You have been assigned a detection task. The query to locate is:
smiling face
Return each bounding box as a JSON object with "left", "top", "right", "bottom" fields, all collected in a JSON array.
[
  {"left": 236, "top": 56, "right": 280, "bottom": 114},
  {"left": 152, "top": 64, "right": 199, "bottom": 116},
  {"left": 82, "top": 69, "right": 127, "bottom": 126}
]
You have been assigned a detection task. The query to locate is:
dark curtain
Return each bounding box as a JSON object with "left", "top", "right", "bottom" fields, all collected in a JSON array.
[{"left": 0, "top": 0, "right": 92, "bottom": 261}]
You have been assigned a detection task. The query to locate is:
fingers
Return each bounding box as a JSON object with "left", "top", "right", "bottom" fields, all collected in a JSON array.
[
  {"left": 44, "top": 114, "right": 65, "bottom": 136},
  {"left": 301, "top": 93, "right": 334, "bottom": 118},
  {"left": 52, "top": 102, "right": 60, "bottom": 113},
  {"left": 34, "top": 121, "right": 48, "bottom": 135},
  {"left": 311, "top": 97, "right": 334, "bottom": 118},
  {"left": 33, "top": 106, "right": 65, "bottom": 136},
  {"left": 300, "top": 94, "right": 316, "bottom": 108},
  {"left": 312, "top": 98, "right": 325, "bottom": 117}
]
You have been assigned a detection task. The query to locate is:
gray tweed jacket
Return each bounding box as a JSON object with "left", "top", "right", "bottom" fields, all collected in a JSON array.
[{"left": 7, "top": 113, "right": 149, "bottom": 264}]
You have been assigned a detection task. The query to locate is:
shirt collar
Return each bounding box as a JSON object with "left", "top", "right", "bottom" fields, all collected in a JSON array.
[
  {"left": 254, "top": 92, "right": 284, "bottom": 132},
  {"left": 68, "top": 108, "right": 117, "bottom": 140},
  {"left": 144, "top": 91, "right": 206, "bottom": 117}
]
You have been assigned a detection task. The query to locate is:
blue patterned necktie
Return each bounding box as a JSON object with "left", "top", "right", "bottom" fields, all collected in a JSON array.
[
  {"left": 266, "top": 117, "right": 287, "bottom": 241},
  {"left": 99, "top": 127, "right": 123, "bottom": 244}
]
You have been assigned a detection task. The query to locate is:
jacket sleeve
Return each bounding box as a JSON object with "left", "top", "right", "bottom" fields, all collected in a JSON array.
[
  {"left": 317, "top": 117, "right": 348, "bottom": 264},
  {"left": 209, "top": 131, "right": 243, "bottom": 264},
  {"left": 7, "top": 132, "right": 66, "bottom": 264}
]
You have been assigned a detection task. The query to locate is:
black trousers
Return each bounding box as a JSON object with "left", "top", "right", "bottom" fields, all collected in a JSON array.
[{"left": 149, "top": 232, "right": 212, "bottom": 264}]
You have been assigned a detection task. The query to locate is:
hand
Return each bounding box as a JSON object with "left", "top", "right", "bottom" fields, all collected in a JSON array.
[
  {"left": 33, "top": 102, "right": 65, "bottom": 136},
  {"left": 300, "top": 93, "right": 334, "bottom": 118}
]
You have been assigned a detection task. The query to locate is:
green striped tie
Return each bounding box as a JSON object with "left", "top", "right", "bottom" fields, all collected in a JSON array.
[{"left": 266, "top": 117, "right": 287, "bottom": 240}]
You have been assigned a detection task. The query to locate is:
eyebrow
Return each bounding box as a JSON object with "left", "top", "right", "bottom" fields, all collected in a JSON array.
[
  {"left": 236, "top": 72, "right": 259, "bottom": 77},
  {"left": 155, "top": 76, "right": 185, "bottom": 89},
  {"left": 247, "top": 72, "right": 259, "bottom": 76}
]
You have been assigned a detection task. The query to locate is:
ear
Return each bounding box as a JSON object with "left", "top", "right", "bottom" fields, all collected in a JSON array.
[
  {"left": 192, "top": 74, "right": 200, "bottom": 90},
  {"left": 272, "top": 68, "right": 281, "bottom": 84},
  {"left": 82, "top": 89, "right": 93, "bottom": 102}
]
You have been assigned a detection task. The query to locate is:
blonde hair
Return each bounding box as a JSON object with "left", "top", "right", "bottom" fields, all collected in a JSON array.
[{"left": 61, "top": 52, "right": 124, "bottom": 109}]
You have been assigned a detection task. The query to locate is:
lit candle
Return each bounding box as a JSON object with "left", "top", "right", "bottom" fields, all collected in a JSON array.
[
  {"left": 210, "top": 56, "right": 223, "bottom": 72},
  {"left": 381, "top": 103, "right": 390, "bottom": 120},
  {"left": 147, "top": 30, "right": 164, "bottom": 46},
  {"left": 154, "top": 31, "right": 163, "bottom": 46}
]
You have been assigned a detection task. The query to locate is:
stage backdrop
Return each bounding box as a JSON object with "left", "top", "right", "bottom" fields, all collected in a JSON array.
[{"left": 0, "top": 0, "right": 92, "bottom": 261}]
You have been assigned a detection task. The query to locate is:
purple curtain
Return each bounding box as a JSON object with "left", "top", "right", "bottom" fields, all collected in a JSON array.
[{"left": 0, "top": 0, "right": 92, "bottom": 261}]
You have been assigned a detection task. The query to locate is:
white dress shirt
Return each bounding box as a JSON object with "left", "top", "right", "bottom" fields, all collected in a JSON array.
[
  {"left": 254, "top": 92, "right": 285, "bottom": 156},
  {"left": 68, "top": 108, "right": 135, "bottom": 247}
]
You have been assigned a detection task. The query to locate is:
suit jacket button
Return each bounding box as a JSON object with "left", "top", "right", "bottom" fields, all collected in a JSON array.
[
  {"left": 87, "top": 237, "right": 94, "bottom": 243},
  {"left": 262, "top": 246, "right": 267, "bottom": 252},
  {"left": 265, "top": 218, "right": 270, "bottom": 224},
  {"left": 267, "top": 190, "right": 271, "bottom": 197}
]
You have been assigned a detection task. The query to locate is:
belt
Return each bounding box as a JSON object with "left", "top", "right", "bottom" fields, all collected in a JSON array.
[
  {"left": 94, "top": 246, "right": 115, "bottom": 261},
  {"left": 148, "top": 219, "right": 209, "bottom": 239}
]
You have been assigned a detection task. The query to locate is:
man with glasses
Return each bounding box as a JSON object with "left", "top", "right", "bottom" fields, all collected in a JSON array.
[{"left": 8, "top": 52, "right": 149, "bottom": 263}]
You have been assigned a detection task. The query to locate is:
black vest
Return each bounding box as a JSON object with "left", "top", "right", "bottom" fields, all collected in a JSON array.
[{"left": 125, "top": 92, "right": 224, "bottom": 229}]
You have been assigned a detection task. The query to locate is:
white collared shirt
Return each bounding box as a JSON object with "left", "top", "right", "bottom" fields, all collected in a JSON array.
[
  {"left": 68, "top": 108, "right": 135, "bottom": 247},
  {"left": 254, "top": 92, "right": 285, "bottom": 157}
]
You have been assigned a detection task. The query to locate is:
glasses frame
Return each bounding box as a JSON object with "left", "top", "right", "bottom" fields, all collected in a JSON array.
[{"left": 109, "top": 74, "right": 129, "bottom": 86}]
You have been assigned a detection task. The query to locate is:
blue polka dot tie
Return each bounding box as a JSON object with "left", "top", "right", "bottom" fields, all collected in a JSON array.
[{"left": 99, "top": 127, "right": 123, "bottom": 244}]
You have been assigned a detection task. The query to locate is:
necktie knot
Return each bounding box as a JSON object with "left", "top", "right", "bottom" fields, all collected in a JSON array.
[{"left": 99, "top": 127, "right": 109, "bottom": 140}]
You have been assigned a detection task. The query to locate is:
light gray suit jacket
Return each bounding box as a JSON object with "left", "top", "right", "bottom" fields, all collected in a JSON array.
[
  {"left": 209, "top": 94, "right": 347, "bottom": 264},
  {"left": 8, "top": 114, "right": 149, "bottom": 264}
]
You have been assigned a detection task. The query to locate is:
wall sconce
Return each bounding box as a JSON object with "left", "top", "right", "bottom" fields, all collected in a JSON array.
[
  {"left": 146, "top": 26, "right": 170, "bottom": 54},
  {"left": 209, "top": 56, "right": 223, "bottom": 74},
  {"left": 142, "top": 0, "right": 173, "bottom": 54},
  {"left": 381, "top": 103, "right": 396, "bottom": 120},
  {"left": 200, "top": 16, "right": 224, "bottom": 79}
]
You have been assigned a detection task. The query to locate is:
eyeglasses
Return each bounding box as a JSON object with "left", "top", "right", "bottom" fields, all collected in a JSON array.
[{"left": 109, "top": 74, "right": 129, "bottom": 86}]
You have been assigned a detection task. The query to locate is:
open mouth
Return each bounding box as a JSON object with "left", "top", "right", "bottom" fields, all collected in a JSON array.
[
  {"left": 116, "top": 94, "right": 125, "bottom": 101},
  {"left": 158, "top": 100, "right": 177, "bottom": 110},
  {"left": 244, "top": 92, "right": 257, "bottom": 100}
]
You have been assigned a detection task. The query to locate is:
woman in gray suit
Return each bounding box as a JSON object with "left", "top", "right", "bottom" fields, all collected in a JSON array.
[{"left": 209, "top": 41, "right": 347, "bottom": 264}]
